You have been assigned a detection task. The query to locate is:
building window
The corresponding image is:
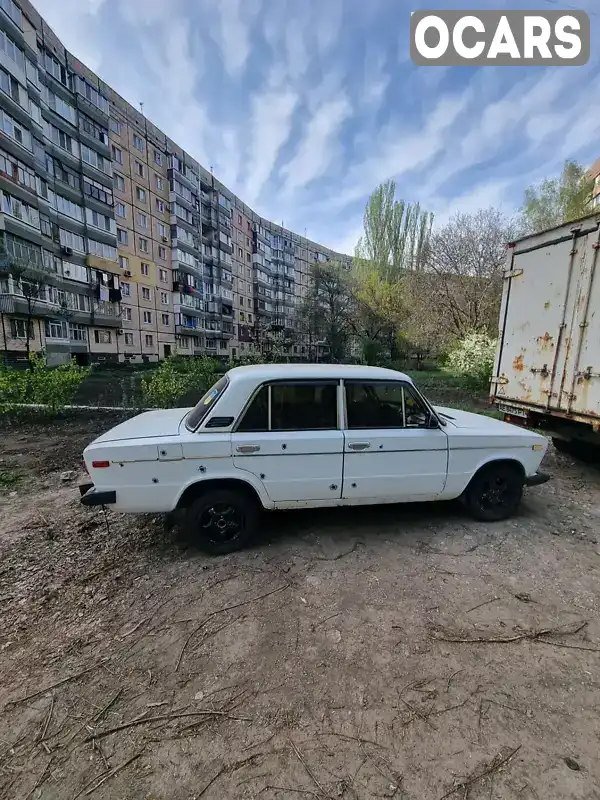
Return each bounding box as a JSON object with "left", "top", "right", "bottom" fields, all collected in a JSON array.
[
  {"left": 117, "top": 228, "right": 128, "bottom": 245},
  {"left": 124, "top": 332, "right": 134, "bottom": 346},
  {"left": 133, "top": 133, "right": 143, "bottom": 151},
  {"left": 110, "top": 119, "right": 121, "bottom": 134},
  {"left": 87, "top": 238, "right": 117, "bottom": 260},
  {"left": 119, "top": 255, "right": 128, "bottom": 270},
  {"left": 142, "top": 287, "right": 151, "bottom": 300},
  {"left": 59, "top": 228, "right": 85, "bottom": 253},
  {"left": 111, "top": 145, "right": 123, "bottom": 164},
  {"left": 154, "top": 150, "right": 162, "bottom": 165},
  {"left": 116, "top": 202, "right": 126, "bottom": 218},
  {"left": 46, "top": 123, "right": 77, "bottom": 156},
  {"left": 158, "top": 246, "right": 166, "bottom": 260},
  {"left": 114, "top": 173, "right": 125, "bottom": 192},
  {"left": 161, "top": 313, "right": 169, "bottom": 326},
  {"left": 135, "top": 160, "right": 145, "bottom": 177},
  {"left": 159, "top": 269, "right": 168, "bottom": 283},
  {"left": 83, "top": 177, "right": 113, "bottom": 206},
  {"left": 246, "top": 253, "right": 251, "bottom": 262},
  {"left": 0, "top": 67, "right": 19, "bottom": 102},
  {"left": 123, "top": 306, "right": 132, "bottom": 321},
  {"left": 141, "top": 262, "right": 149, "bottom": 276},
  {"left": 80, "top": 114, "right": 108, "bottom": 145},
  {"left": 238, "top": 214, "right": 242, "bottom": 225},
  {"left": 85, "top": 207, "right": 115, "bottom": 233},
  {"left": 94, "top": 330, "right": 112, "bottom": 344},
  {"left": 121, "top": 282, "right": 130, "bottom": 296},
  {"left": 145, "top": 334, "right": 153, "bottom": 346},
  {"left": 69, "top": 324, "right": 87, "bottom": 342},
  {"left": 136, "top": 187, "right": 146, "bottom": 202},
  {"left": 156, "top": 199, "right": 165, "bottom": 213},
  {"left": 45, "top": 319, "right": 68, "bottom": 340},
  {"left": 160, "top": 291, "right": 168, "bottom": 304},
  {"left": 157, "top": 222, "right": 167, "bottom": 238},
  {"left": 155, "top": 174, "right": 163, "bottom": 190},
  {"left": 143, "top": 311, "right": 152, "bottom": 324},
  {"left": 138, "top": 237, "right": 149, "bottom": 253},
  {"left": 136, "top": 212, "right": 148, "bottom": 228},
  {"left": 10, "top": 319, "right": 33, "bottom": 339}
]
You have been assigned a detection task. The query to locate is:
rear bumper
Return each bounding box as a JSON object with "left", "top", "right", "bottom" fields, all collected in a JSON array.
[
  {"left": 525, "top": 471, "right": 550, "bottom": 487},
  {"left": 79, "top": 483, "right": 116, "bottom": 506}
]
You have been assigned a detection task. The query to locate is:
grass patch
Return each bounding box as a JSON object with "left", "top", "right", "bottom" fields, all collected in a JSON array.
[{"left": 0, "top": 469, "right": 22, "bottom": 488}]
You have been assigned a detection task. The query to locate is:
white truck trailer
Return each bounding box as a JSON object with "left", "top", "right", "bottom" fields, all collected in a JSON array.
[{"left": 491, "top": 213, "right": 600, "bottom": 459}]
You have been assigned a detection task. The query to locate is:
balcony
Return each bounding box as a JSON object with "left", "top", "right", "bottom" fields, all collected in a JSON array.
[
  {"left": 176, "top": 323, "right": 203, "bottom": 336},
  {"left": 93, "top": 301, "right": 122, "bottom": 327},
  {"left": 86, "top": 254, "right": 120, "bottom": 275}
]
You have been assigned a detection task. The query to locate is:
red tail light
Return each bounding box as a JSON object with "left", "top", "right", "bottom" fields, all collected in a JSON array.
[{"left": 92, "top": 460, "right": 110, "bottom": 469}]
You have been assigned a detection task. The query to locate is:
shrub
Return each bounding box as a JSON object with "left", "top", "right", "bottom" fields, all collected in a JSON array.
[
  {"left": 141, "top": 356, "right": 221, "bottom": 408},
  {"left": 445, "top": 331, "right": 498, "bottom": 390},
  {"left": 26, "top": 353, "right": 91, "bottom": 412},
  {"left": 0, "top": 365, "right": 27, "bottom": 412}
]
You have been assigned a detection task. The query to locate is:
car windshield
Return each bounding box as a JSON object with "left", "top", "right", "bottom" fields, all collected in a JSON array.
[{"left": 185, "top": 375, "right": 229, "bottom": 431}]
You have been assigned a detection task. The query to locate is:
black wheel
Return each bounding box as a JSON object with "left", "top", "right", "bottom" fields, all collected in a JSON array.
[
  {"left": 184, "top": 489, "right": 259, "bottom": 555},
  {"left": 463, "top": 463, "right": 524, "bottom": 522}
]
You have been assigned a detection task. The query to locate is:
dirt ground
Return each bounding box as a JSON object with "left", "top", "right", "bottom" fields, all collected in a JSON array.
[{"left": 1, "top": 416, "right": 600, "bottom": 800}]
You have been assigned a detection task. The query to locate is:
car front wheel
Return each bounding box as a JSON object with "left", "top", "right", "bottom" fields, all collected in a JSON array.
[
  {"left": 184, "top": 488, "right": 260, "bottom": 555},
  {"left": 463, "top": 463, "right": 524, "bottom": 522}
]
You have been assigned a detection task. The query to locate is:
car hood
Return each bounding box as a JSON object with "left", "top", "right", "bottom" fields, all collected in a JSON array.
[
  {"left": 433, "top": 405, "right": 536, "bottom": 436},
  {"left": 90, "top": 408, "right": 193, "bottom": 444}
]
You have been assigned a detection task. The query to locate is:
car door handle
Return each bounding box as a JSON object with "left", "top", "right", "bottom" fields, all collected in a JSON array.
[
  {"left": 236, "top": 444, "right": 260, "bottom": 453},
  {"left": 348, "top": 441, "right": 371, "bottom": 451}
]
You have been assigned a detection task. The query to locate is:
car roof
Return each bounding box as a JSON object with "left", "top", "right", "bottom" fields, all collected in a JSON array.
[{"left": 226, "top": 363, "right": 412, "bottom": 383}]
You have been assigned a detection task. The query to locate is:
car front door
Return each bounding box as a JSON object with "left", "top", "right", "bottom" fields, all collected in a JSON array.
[
  {"left": 232, "top": 380, "right": 344, "bottom": 503},
  {"left": 342, "top": 380, "right": 448, "bottom": 501}
]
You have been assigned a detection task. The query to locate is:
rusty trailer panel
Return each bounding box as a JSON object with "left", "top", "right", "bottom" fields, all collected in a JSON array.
[{"left": 492, "top": 215, "right": 600, "bottom": 427}]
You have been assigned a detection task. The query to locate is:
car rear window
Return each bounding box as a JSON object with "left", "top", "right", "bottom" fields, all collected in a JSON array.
[{"left": 185, "top": 375, "right": 229, "bottom": 431}]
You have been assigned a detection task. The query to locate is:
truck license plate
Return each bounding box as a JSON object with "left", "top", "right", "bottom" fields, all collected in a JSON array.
[{"left": 498, "top": 403, "right": 528, "bottom": 418}]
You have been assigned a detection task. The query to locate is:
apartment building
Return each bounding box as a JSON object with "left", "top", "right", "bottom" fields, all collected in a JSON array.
[{"left": 0, "top": 0, "right": 349, "bottom": 366}]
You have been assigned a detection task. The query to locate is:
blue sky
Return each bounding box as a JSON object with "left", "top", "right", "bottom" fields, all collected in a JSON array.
[{"left": 35, "top": 0, "right": 600, "bottom": 254}]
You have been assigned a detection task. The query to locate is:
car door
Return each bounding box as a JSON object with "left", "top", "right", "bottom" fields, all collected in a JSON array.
[
  {"left": 232, "top": 379, "right": 344, "bottom": 503},
  {"left": 342, "top": 380, "right": 448, "bottom": 501}
]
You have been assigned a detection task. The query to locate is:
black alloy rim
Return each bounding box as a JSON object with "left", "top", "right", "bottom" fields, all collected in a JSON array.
[{"left": 199, "top": 503, "right": 243, "bottom": 543}]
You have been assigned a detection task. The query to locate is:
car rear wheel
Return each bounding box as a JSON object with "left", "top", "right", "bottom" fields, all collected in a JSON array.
[
  {"left": 184, "top": 489, "right": 259, "bottom": 555},
  {"left": 463, "top": 463, "right": 524, "bottom": 522}
]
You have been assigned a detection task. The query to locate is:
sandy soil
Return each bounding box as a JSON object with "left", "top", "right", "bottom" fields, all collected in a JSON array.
[{"left": 1, "top": 416, "right": 600, "bottom": 800}]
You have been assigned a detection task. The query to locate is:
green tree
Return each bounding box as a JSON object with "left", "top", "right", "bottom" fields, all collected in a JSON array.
[
  {"left": 350, "top": 271, "right": 405, "bottom": 363},
  {"left": 354, "top": 179, "right": 434, "bottom": 280},
  {"left": 300, "top": 261, "right": 353, "bottom": 362},
  {"left": 521, "top": 159, "right": 594, "bottom": 234}
]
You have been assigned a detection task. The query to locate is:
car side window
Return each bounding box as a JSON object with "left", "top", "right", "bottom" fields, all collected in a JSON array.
[
  {"left": 345, "top": 382, "right": 429, "bottom": 429},
  {"left": 271, "top": 383, "right": 337, "bottom": 431},
  {"left": 237, "top": 386, "right": 269, "bottom": 432},
  {"left": 236, "top": 382, "right": 338, "bottom": 432}
]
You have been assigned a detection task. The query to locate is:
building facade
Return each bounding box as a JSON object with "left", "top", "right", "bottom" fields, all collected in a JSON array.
[{"left": 0, "top": 0, "right": 349, "bottom": 366}]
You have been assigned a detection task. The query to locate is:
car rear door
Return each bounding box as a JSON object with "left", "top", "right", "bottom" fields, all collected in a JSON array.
[
  {"left": 232, "top": 380, "right": 344, "bottom": 502},
  {"left": 342, "top": 380, "right": 448, "bottom": 501}
]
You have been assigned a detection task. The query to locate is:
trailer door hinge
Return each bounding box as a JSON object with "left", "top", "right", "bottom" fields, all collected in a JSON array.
[
  {"left": 503, "top": 269, "right": 523, "bottom": 280},
  {"left": 577, "top": 367, "right": 600, "bottom": 380}
]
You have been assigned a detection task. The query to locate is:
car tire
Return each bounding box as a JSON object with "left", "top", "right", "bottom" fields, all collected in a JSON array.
[
  {"left": 463, "top": 462, "right": 524, "bottom": 522},
  {"left": 184, "top": 488, "right": 260, "bottom": 555}
]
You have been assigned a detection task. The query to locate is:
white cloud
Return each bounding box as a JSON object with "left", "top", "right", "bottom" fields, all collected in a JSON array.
[
  {"left": 239, "top": 76, "right": 299, "bottom": 207},
  {"left": 209, "top": 0, "right": 261, "bottom": 77},
  {"left": 281, "top": 95, "right": 352, "bottom": 193}
]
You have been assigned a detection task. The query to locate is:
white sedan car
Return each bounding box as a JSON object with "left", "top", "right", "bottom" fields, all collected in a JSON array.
[{"left": 80, "top": 364, "right": 549, "bottom": 554}]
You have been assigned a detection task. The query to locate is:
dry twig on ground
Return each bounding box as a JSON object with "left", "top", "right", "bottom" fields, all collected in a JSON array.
[{"left": 439, "top": 745, "right": 522, "bottom": 799}]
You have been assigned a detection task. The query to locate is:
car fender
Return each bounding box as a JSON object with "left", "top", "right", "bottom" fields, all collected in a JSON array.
[{"left": 173, "top": 468, "right": 274, "bottom": 510}]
